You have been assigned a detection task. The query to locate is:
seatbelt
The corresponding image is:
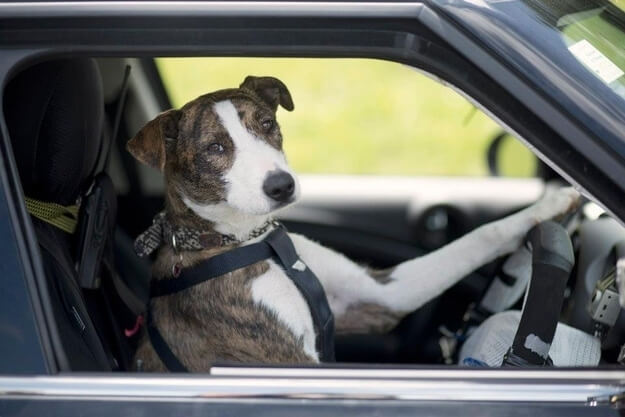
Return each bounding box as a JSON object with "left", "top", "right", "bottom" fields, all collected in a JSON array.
[
  {"left": 103, "top": 258, "right": 148, "bottom": 317},
  {"left": 99, "top": 65, "right": 131, "bottom": 173},
  {"left": 148, "top": 224, "right": 335, "bottom": 371},
  {"left": 479, "top": 246, "right": 532, "bottom": 314}
]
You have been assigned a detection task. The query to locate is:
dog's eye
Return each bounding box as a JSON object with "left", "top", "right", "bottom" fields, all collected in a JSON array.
[
  {"left": 261, "top": 119, "right": 274, "bottom": 132},
  {"left": 207, "top": 143, "right": 224, "bottom": 154}
]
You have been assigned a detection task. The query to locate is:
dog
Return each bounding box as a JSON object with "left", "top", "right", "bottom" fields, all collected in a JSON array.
[{"left": 128, "top": 75, "right": 581, "bottom": 371}]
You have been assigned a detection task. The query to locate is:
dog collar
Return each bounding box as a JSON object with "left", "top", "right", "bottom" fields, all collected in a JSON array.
[{"left": 133, "top": 211, "right": 278, "bottom": 257}]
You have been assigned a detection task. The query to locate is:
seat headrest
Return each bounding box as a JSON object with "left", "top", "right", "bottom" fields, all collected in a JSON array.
[{"left": 4, "top": 58, "right": 105, "bottom": 206}]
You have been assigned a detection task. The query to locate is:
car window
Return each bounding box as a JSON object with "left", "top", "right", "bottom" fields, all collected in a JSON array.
[
  {"left": 156, "top": 58, "right": 536, "bottom": 177},
  {"left": 558, "top": 1, "right": 625, "bottom": 100}
]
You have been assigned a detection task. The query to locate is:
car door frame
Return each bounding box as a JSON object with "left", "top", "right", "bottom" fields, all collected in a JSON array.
[{"left": 0, "top": 1, "right": 624, "bottom": 415}]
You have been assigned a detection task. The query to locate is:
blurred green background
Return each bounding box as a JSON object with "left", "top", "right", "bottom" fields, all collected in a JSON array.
[{"left": 157, "top": 58, "right": 535, "bottom": 177}]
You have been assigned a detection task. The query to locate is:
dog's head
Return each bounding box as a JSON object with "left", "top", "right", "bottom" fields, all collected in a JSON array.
[{"left": 127, "top": 76, "right": 298, "bottom": 223}]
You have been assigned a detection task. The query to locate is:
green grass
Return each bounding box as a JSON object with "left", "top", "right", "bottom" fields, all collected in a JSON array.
[{"left": 156, "top": 58, "right": 535, "bottom": 176}]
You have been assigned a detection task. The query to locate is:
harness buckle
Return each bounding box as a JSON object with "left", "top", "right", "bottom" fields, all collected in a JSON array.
[{"left": 171, "top": 233, "right": 178, "bottom": 252}]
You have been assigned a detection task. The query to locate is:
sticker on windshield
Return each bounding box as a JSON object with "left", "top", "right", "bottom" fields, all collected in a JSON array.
[{"left": 568, "top": 39, "right": 624, "bottom": 84}]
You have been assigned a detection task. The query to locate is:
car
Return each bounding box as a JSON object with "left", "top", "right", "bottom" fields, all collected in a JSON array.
[{"left": 0, "top": 0, "right": 625, "bottom": 415}]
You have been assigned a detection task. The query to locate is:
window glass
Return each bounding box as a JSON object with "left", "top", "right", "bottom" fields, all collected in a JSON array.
[
  {"left": 559, "top": 3, "right": 625, "bottom": 99},
  {"left": 157, "top": 58, "right": 535, "bottom": 176}
]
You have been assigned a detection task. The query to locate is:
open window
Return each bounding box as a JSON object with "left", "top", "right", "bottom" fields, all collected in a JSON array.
[
  {"left": 0, "top": 54, "right": 612, "bottom": 372},
  {"left": 0, "top": 0, "right": 624, "bottom": 412},
  {"left": 108, "top": 56, "right": 548, "bottom": 367}
]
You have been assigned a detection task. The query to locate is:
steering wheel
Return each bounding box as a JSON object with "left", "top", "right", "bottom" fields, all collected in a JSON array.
[
  {"left": 501, "top": 221, "right": 575, "bottom": 366},
  {"left": 478, "top": 185, "right": 584, "bottom": 312}
]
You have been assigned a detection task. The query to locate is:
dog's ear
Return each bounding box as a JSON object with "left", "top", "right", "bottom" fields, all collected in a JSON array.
[
  {"left": 127, "top": 109, "right": 181, "bottom": 171},
  {"left": 240, "top": 76, "right": 294, "bottom": 112}
]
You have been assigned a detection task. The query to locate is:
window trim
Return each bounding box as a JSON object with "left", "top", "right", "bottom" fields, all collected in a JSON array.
[{"left": 0, "top": 0, "right": 622, "bottom": 375}]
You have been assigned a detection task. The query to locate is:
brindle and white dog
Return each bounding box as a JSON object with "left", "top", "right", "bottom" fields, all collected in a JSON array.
[{"left": 128, "top": 76, "right": 580, "bottom": 371}]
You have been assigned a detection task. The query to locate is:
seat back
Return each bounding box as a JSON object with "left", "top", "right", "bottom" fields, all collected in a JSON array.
[{"left": 4, "top": 58, "right": 117, "bottom": 371}]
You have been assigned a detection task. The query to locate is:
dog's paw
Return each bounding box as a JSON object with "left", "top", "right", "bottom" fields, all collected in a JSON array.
[{"left": 530, "top": 186, "right": 581, "bottom": 224}]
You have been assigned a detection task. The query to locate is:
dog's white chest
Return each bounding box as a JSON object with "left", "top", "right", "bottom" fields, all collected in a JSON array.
[{"left": 250, "top": 260, "right": 319, "bottom": 361}]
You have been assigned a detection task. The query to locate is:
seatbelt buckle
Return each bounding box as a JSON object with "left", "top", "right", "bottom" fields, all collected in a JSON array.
[
  {"left": 590, "top": 285, "right": 620, "bottom": 327},
  {"left": 589, "top": 269, "right": 621, "bottom": 329},
  {"left": 76, "top": 174, "right": 116, "bottom": 289},
  {"left": 438, "top": 325, "right": 460, "bottom": 364}
]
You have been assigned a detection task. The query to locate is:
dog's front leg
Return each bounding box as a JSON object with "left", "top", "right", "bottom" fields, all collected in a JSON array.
[{"left": 290, "top": 187, "right": 581, "bottom": 334}]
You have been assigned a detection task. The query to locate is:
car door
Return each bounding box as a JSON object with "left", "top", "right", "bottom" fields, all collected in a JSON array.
[{"left": 1, "top": 1, "right": 625, "bottom": 416}]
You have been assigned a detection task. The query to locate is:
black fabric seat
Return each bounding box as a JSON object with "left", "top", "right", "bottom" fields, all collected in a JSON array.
[{"left": 4, "top": 58, "right": 126, "bottom": 371}]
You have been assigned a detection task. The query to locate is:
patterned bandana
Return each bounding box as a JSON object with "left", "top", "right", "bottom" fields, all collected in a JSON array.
[{"left": 134, "top": 211, "right": 278, "bottom": 258}]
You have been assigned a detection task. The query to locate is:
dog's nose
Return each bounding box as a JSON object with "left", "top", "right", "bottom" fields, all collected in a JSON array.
[{"left": 263, "top": 171, "right": 295, "bottom": 203}]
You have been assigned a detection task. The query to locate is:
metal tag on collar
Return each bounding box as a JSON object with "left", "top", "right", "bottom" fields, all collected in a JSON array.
[
  {"left": 171, "top": 234, "right": 183, "bottom": 277},
  {"left": 171, "top": 233, "right": 178, "bottom": 252}
]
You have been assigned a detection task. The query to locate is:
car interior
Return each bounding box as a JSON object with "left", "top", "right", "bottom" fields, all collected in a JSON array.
[{"left": 2, "top": 55, "right": 625, "bottom": 372}]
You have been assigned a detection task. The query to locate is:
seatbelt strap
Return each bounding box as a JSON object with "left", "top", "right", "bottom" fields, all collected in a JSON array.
[
  {"left": 103, "top": 258, "right": 148, "bottom": 317},
  {"left": 479, "top": 246, "right": 532, "bottom": 314},
  {"left": 103, "top": 65, "right": 131, "bottom": 170},
  {"left": 148, "top": 225, "right": 335, "bottom": 371}
]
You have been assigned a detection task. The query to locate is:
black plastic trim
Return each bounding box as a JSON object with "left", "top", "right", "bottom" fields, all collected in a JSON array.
[
  {"left": 139, "top": 58, "right": 172, "bottom": 109},
  {"left": 0, "top": 50, "right": 60, "bottom": 374}
]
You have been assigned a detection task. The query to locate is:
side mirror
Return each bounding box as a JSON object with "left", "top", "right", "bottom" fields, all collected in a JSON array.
[{"left": 487, "top": 131, "right": 540, "bottom": 177}]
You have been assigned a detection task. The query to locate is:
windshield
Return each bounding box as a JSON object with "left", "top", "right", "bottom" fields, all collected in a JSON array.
[
  {"left": 556, "top": 1, "right": 625, "bottom": 100},
  {"left": 437, "top": 0, "right": 625, "bottom": 156}
]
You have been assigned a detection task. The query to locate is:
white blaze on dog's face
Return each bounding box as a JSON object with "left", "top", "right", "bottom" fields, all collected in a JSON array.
[
  {"left": 126, "top": 76, "right": 298, "bottom": 236},
  {"left": 210, "top": 99, "right": 299, "bottom": 215}
]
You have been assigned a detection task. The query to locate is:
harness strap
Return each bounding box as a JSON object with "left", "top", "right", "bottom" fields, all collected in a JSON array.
[
  {"left": 146, "top": 312, "right": 188, "bottom": 372},
  {"left": 147, "top": 225, "right": 335, "bottom": 371},
  {"left": 150, "top": 242, "right": 275, "bottom": 297},
  {"left": 264, "top": 227, "right": 335, "bottom": 362}
]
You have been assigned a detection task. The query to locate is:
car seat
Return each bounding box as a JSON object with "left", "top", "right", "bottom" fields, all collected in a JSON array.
[{"left": 4, "top": 58, "right": 141, "bottom": 371}]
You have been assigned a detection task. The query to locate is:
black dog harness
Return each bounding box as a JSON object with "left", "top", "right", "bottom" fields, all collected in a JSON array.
[{"left": 146, "top": 224, "right": 335, "bottom": 371}]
